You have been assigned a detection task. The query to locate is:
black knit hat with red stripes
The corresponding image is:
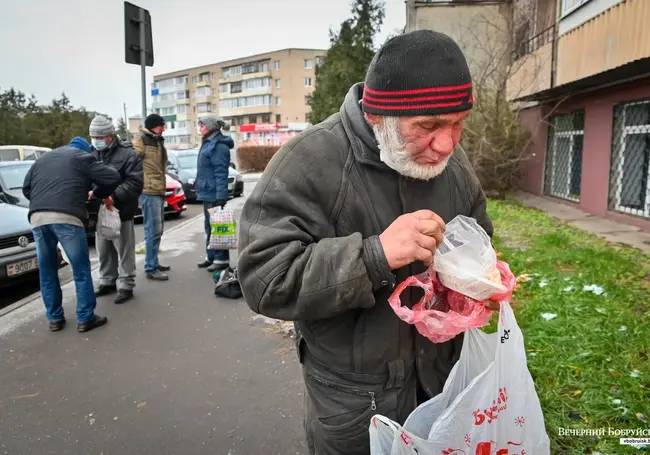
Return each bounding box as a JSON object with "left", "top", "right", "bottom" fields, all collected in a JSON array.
[{"left": 362, "top": 30, "right": 473, "bottom": 117}]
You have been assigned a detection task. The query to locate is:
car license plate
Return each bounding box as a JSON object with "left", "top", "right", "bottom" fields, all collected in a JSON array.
[
  {"left": 7, "top": 258, "right": 38, "bottom": 277},
  {"left": 164, "top": 201, "right": 169, "bottom": 208}
]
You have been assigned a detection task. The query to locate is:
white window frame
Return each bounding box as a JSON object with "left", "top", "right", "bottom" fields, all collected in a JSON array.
[
  {"left": 561, "top": 0, "right": 591, "bottom": 16},
  {"left": 546, "top": 113, "right": 584, "bottom": 202},
  {"left": 276, "top": 96, "right": 282, "bottom": 107},
  {"left": 612, "top": 100, "right": 650, "bottom": 218},
  {"left": 304, "top": 59, "right": 313, "bottom": 69},
  {"left": 274, "top": 61, "right": 280, "bottom": 71},
  {"left": 275, "top": 79, "right": 281, "bottom": 89},
  {"left": 304, "top": 77, "right": 312, "bottom": 87}
]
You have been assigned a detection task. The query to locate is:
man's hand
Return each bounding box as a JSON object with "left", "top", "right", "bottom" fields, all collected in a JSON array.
[
  {"left": 379, "top": 210, "right": 446, "bottom": 270},
  {"left": 216, "top": 199, "right": 227, "bottom": 209},
  {"left": 103, "top": 196, "right": 114, "bottom": 211},
  {"left": 88, "top": 190, "right": 95, "bottom": 200}
]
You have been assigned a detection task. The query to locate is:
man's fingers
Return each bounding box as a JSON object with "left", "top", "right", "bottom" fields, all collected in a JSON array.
[
  {"left": 414, "top": 246, "right": 434, "bottom": 267},
  {"left": 415, "top": 233, "right": 438, "bottom": 253},
  {"left": 412, "top": 211, "right": 446, "bottom": 232},
  {"left": 415, "top": 219, "right": 445, "bottom": 236}
]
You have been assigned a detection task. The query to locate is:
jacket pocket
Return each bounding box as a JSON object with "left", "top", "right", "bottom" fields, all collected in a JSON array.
[{"left": 303, "top": 363, "right": 389, "bottom": 441}]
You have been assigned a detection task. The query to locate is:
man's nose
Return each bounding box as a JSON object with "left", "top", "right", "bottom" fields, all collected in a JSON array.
[{"left": 430, "top": 127, "right": 455, "bottom": 156}]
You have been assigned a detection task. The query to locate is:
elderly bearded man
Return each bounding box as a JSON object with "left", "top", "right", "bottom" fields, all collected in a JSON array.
[{"left": 237, "top": 30, "right": 493, "bottom": 455}]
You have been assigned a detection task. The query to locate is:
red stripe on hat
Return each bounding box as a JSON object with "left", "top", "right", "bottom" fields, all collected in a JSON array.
[
  {"left": 364, "top": 82, "right": 472, "bottom": 96},
  {"left": 362, "top": 99, "right": 464, "bottom": 110},
  {"left": 363, "top": 92, "right": 468, "bottom": 103}
]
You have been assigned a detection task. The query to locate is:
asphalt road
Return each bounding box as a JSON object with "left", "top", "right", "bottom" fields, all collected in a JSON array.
[
  {"left": 0, "top": 204, "right": 204, "bottom": 310},
  {"left": 0, "top": 176, "right": 310, "bottom": 454}
]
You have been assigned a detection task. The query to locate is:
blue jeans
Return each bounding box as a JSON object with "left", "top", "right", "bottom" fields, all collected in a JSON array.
[
  {"left": 32, "top": 224, "right": 96, "bottom": 323},
  {"left": 203, "top": 202, "right": 229, "bottom": 263},
  {"left": 139, "top": 194, "right": 165, "bottom": 273}
]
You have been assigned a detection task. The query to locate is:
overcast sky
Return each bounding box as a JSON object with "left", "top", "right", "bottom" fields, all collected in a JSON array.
[{"left": 0, "top": 0, "right": 405, "bottom": 126}]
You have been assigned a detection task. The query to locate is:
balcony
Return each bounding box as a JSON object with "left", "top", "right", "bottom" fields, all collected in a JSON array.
[
  {"left": 196, "top": 111, "right": 216, "bottom": 118},
  {"left": 219, "top": 87, "right": 273, "bottom": 99},
  {"left": 219, "top": 105, "right": 272, "bottom": 118},
  {"left": 195, "top": 79, "right": 211, "bottom": 88},
  {"left": 506, "top": 25, "right": 555, "bottom": 102},
  {"left": 555, "top": 0, "right": 650, "bottom": 86},
  {"left": 165, "top": 126, "right": 189, "bottom": 136},
  {"left": 152, "top": 98, "right": 177, "bottom": 109},
  {"left": 176, "top": 98, "right": 190, "bottom": 105},
  {"left": 193, "top": 95, "right": 213, "bottom": 104},
  {"left": 219, "top": 71, "right": 271, "bottom": 84}
]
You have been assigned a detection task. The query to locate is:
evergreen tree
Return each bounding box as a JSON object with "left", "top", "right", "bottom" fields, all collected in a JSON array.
[
  {"left": 117, "top": 117, "right": 129, "bottom": 140},
  {"left": 309, "top": 0, "right": 385, "bottom": 124}
]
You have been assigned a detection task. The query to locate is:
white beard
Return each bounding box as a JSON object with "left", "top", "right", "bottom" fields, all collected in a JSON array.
[{"left": 371, "top": 116, "right": 449, "bottom": 181}]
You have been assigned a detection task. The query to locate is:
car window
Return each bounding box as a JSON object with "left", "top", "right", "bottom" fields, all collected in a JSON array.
[
  {"left": 177, "top": 154, "right": 198, "bottom": 169},
  {"left": 0, "top": 149, "right": 20, "bottom": 161},
  {"left": 0, "top": 164, "right": 31, "bottom": 190},
  {"left": 23, "top": 149, "right": 37, "bottom": 160}
]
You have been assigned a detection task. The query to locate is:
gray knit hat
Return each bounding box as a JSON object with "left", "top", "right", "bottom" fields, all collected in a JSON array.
[
  {"left": 89, "top": 115, "right": 115, "bottom": 137},
  {"left": 198, "top": 116, "right": 229, "bottom": 133}
]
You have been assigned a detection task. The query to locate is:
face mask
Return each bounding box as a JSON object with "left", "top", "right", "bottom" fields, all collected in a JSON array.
[{"left": 92, "top": 139, "right": 107, "bottom": 150}]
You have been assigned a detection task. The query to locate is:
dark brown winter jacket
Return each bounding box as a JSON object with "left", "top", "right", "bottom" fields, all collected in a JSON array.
[{"left": 237, "top": 83, "right": 492, "bottom": 441}]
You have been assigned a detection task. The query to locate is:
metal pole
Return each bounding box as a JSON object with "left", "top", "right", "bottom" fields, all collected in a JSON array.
[
  {"left": 123, "top": 102, "right": 129, "bottom": 140},
  {"left": 139, "top": 8, "right": 147, "bottom": 124}
]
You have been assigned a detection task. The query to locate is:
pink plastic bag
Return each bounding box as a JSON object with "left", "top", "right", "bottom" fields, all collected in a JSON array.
[{"left": 387, "top": 261, "right": 516, "bottom": 343}]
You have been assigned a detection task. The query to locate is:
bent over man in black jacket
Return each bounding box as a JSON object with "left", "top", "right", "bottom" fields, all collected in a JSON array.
[{"left": 88, "top": 115, "right": 144, "bottom": 304}]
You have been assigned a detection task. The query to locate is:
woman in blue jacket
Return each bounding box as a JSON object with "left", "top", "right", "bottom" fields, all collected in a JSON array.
[{"left": 195, "top": 116, "right": 234, "bottom": 273}]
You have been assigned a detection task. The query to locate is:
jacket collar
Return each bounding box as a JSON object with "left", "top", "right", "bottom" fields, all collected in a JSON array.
[{"left": 340, "top": 83, "right": 385, "bottom": 169}]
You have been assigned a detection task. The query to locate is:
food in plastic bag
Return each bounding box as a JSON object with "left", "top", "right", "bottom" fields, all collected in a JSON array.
[
  {"left": 388, "top": 261, "right": 515, "bottom": 344},
  {"left": 208, "top": 207, "right": 238, "bottom": 250},
  {"left": 434, "top": 215, "right": 506, "bottom": 301},
  {"left": 97, "top": 205, "right": 121, "bottom": 241},
  {"left": 369, "top": 302, "right": 551, "bottom": 455}
]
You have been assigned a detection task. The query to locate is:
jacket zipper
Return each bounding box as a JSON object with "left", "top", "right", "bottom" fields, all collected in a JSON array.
[{"left": 307, "top": 373, "right": 377, "bottom": 411}]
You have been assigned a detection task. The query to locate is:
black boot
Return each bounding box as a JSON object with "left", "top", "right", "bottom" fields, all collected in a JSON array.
[
  {"left": 49, "top": 319, "right": 66, "bottom": 332},
  {"left": 95, "top": 284, "right": 117, "bottom": 296},
  {"left": 114, "top": 289, "right": 134, "bottom": 304},
  {"left": 77, "top": 315, "right": 108, "bottom": 333},
  {"left": 197, "top": 260, "right": 212, "bottom": 268},
  {"left": 157, "top": 264, "right": 171, "bottom": 272}
]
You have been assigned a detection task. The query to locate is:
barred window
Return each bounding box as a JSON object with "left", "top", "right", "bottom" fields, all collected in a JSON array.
[
  {"left": 544, "top": 111, "right": 584, "bottom": 202},
  {"left": 609, "top": 100, "right": 650, "bottom": 219}
]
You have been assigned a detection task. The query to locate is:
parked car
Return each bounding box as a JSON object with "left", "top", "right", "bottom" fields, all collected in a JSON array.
[
  {"left": 167, "top": 149, "right": 243, "bottom": 202},
  {"left": 0, "top": 202, "right": 63, "bottom": 286},
  {"left": 133, "top": 174, "right": 187, "bottom": 221},
  {"left": 0, "top": 145, "right": 51, "bottom": 162},
  {"left": 0, "top": 161, "right": 32, "bottom": 207}
]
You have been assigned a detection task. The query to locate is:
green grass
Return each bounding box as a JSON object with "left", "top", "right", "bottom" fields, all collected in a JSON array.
[{"left": 487, "top": 200, "right": 650, "bottom": 454}]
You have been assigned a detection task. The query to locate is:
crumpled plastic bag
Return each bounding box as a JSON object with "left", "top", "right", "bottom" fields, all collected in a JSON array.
[{"left": 387, "top": 215, "right": 516, "bottom": 344}]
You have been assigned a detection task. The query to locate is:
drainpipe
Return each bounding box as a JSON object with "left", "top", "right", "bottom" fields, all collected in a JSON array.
[
  {"left": 550, "top": 22, "right": 557, "bottom": 88},
  {"left": 406, "top": 0, "right": 416, "bottom": 32}
]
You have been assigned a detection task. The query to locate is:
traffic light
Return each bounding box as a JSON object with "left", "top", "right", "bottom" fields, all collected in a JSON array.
[{"left": 124, "top": 1, "right": 154, "bottom": 67}]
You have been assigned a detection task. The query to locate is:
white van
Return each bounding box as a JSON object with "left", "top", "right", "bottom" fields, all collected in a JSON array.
[{"left": 0, "top": 145, "right": 52, "bottom": 162}]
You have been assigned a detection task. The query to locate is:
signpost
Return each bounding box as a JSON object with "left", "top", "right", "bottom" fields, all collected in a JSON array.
[{"left": 124, "top": 2, "right": 154, "bottom": 124}]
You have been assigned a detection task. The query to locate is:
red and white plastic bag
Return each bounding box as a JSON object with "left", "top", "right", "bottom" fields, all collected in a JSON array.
[{"left": 369, "top": 302, "right": 551, "bottom": 455}]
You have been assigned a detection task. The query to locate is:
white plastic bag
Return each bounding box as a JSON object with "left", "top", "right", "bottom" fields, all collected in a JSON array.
[
  {"left": 433, "top": 215, "right": 506, "bottom": 301},
  {"left": 97, "top": 205, "right": 121, "bottom": 241},
  {"left": 369, "top": 302, "right": 551, "bottom": 455}
]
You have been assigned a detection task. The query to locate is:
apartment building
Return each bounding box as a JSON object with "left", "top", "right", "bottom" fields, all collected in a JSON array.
[
  {"left": 405, "top": 0, "right": 512, "bottom": 90},
  {"left": 508, "top": 0, "right": 650, "bottom": 230},
  {"left": 151, "top": 48, "right": 326, "bottom": 149}
]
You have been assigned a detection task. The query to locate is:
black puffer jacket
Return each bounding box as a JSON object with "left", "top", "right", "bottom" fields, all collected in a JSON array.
[{"left": 89, "top": 137, "right": 143, "bottom": 221}]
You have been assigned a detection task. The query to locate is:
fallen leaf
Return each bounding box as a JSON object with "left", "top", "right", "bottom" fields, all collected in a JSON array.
[
  {"left": 611, "top": 371, "right": 622, "bottom": 377},
  {"left": 136, "top": 401, "right": 147, "bottom": 408},
  {"left": 9, "top": 392, "right": 40, "bottom": 400},
  {"left": 637, "top": 413, "right": 647, "bottom": 423},
  {"left": 572, "top": 390, "right": 583, "bottom": 397}
]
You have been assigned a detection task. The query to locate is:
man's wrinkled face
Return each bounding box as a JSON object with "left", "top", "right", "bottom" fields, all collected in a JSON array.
[{"left": 367, "top": 111, "right": 469, "bottom": 180}]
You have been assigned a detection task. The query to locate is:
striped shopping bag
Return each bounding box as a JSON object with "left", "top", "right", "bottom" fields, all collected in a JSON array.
[{"left": 208, "top": 207, "right": 238, "bottom": 250}]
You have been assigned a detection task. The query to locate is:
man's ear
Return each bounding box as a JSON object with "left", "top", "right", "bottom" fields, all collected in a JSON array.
[{"left": 364, "top": 113, "right": 383, "bottom": 126}]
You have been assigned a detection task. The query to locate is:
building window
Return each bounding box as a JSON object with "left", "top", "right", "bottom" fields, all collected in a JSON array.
[
  {"left": 276, "top": 114, "right": 281, "bottom": 124},
  {"left": 316, "top": 56, "right": 325, "bottom": 66},
  {"left": 192, "top": 76, "right": 198, "bottom": 84},
  {"left": 275, "top": 79, "right": 281, "bottom": 89},
  {"left": 306, "top": 113, "right": 311, "bottom": 123},
  {"left": 261, "top": 62, "right": 269, "bottom": 72},
  {"left": 274, "top": 61, "right": 280, "bottom": 71},
  {"left": 305, "top": 95, "right": 311, "bottom": 105},
  {"left": 609, "top": 100, "right": 650, "bottom": 219},
  {"left": 304, "top": 59, "right": 313, "bottom": 69},
  {"left": 196, "top": 103, "right": 212, "bottom": 113},
  {"left": 231, "top": 81, "right": 242, "bottom": 94},
  {"left": 177, "top": 105, "right": 188, "bottom": 114},
  {"left": 242, "top": 62, "right": 259, "bottom": 74},
  {"left": 276, "top": 96, "right": 282, "bottom": 107},
  {"left": 304, "top": 77, "right": 313, "bottom": 87},
  {"left": 262, "top": 114, "right": 271, "bottom": 123},
  {"left": 544, "top": 111, "right": 584, "bottom": 202},
  {"left": 562, "top": 0, "right": 590, "bottom": 15},
  {"left": 219, "top": 95, "right": 272, "bottom": 110}
]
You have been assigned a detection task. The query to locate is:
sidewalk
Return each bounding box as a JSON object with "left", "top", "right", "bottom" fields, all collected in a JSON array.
[
  {"left": 0, "top": 212, "right": 307, "bottom": 455},
  {"left": 513, "top": 191, "right": 650, "bottom": 253}
]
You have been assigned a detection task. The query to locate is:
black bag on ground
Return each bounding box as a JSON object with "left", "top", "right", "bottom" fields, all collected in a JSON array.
[{"left": 214, "top": 267, "right": 243, "bottom": 299}]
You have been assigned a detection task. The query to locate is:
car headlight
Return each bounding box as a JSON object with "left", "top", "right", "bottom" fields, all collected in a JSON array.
[
  {"left": 235, "top": 174, "right": 243, "bottom": 182},
  {"left": 188, "top": 178, "right": 195, "bottom": 185},
  {"left": 175, "top": 187, "right": 183, "bottom": 195}
]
